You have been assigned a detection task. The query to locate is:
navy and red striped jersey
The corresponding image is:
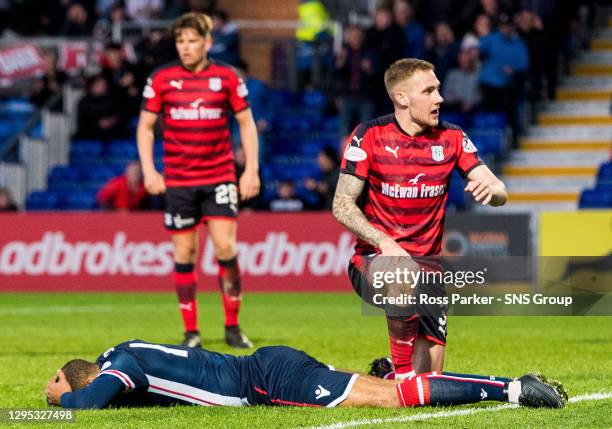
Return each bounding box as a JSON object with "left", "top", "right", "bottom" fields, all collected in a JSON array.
[
  {"left": 142, "top": 60, "right": 249, "bottom": 187},
  {"left": 340, "top": 114, "right": 482, "bottom": 257}
]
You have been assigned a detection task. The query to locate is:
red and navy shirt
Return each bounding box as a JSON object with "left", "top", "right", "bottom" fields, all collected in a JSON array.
[
  {"left": 142, "top": 60, "right": 249, "bottom": 187},
  {"left": 340, "top": 114, "right": 483, "bottom": 257}
]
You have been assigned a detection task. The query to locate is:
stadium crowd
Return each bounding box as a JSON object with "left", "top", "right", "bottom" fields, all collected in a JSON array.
[{"left": 0, "top": 0, "right": 594, "bottom": 211}]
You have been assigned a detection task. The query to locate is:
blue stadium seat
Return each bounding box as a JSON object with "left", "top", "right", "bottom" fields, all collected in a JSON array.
[
  {"left": 80, "top": 165, "right": 116, "bottom": 184},
  {"left": 0, "top": 120, "right": 14, "bottom": 139},
  {"left": 70, "top": 140, "right": 104, "bottom": 163},
  {"left": 26, "top": 191, "right": 60, "bottom": 210},
  {"left": 471, "top": 112, "right": 507, "bottom": 128},
  {"left": 468, "top": 129, "right": 505, "bottom": 156},
  {"left": 323, "top": 116, "right": 340, "bottom": 132},
  {"left": 48, "top": 166, "right": 82, "bottom": 189},
  {"left": 579, "top": 189, "right": 612, "bottom": 208},
  {"left": 440, "top": 111, "right": 470, "bottom": 129},
  {"left": 107, "top": 140, "right": 138, "bottom": 159},
  {"left": 597, "top": 162, "right": 612, "bottom": 185},
  {"left": 62, "top": 191, "right": 97, "bottom": 210},
  {"left": 302, "top": 90, "right": 326, "bottom": 108}
]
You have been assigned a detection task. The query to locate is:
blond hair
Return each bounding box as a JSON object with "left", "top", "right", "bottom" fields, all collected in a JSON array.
[
  {"left": 171, "top": 12, "right": 213, "bottom": 39},
  {"left": 384, "top": 58, "right": 435, "bottom": 96}
]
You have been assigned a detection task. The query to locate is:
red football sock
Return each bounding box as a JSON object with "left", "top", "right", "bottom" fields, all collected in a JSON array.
[
  {"left": 396, "top": 375, "right": 431, "bottom": 407},
  {"left": 173, "top": 264, "right": 198, "bottom": 332},
  {"left": 387, "top": 316, "right": 419, "bottom": 377},
  {"left": 218, "top": 257, "right": 242, "bottom": 327}
]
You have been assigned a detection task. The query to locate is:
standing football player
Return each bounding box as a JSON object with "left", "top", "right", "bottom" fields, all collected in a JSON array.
[
  {"left": 333, "top": 59, "right": 507, "bottom": 378},
  {"left": 137, "top": 13, "right": 260, "bottom": 348}
]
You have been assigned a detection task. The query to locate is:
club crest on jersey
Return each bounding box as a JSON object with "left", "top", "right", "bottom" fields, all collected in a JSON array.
[
  {"left": 431, "top": 145, "right": 445, "bottom": 161},
  {"left": 344, "top": 145, "right": 367, "bottom": 162},
  {"left": 209, "top": 77, "right": 222, "bottom": 91}
]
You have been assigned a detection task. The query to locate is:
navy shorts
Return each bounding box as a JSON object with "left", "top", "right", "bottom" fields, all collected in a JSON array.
[
  {"left": 246, "top": 346, "right": 358, "bottom": 407},
  {"left": 164, "top": 182, "right": 238, "bottom": 232}
]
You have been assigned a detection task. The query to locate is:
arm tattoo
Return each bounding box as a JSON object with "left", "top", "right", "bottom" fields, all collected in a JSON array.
[{"left": 332, "top": 173, "right": 390, "bottom": 248}]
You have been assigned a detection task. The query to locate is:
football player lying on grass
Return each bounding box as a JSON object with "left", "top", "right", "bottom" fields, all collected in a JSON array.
[{"left": 45, "top": 340, "right": 567, "bottom": 409}]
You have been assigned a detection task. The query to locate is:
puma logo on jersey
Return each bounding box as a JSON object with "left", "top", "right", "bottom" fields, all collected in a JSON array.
[
  {"left": 352, "top": 135, "right": 363, "bottom": 146},
  {"left": 384, "top": 145, "right": 400, "bottom": 158},
  {"left": 190, "top": 98, "right": 204, "bottom": 108},
  {"left": 409, "top": 173, "right": 425, "bottom": 185},
  {"left": 170, "top": 80, "right": 183, "bottom": 90}
]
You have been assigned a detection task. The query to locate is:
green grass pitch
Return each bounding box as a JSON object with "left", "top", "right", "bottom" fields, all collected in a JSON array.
[{"left": 0, "top": 292, "right": 611, "bottom": 428}]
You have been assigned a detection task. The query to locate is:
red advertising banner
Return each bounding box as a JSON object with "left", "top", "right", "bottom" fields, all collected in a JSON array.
[
  {"left": 0, "top": 212, "right": 355, "bottom": 292},
  {"left": 0, "top": 44, "right": 45, "bottom": 86}
]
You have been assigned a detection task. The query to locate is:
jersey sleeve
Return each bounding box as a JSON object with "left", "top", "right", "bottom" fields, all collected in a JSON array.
[
  {"left": 455, "top": 129, "right": 483, "bottom": 177},
  {"left": 95, "top": 350, "right": 147, "bottom": 393},
  {"left": 340, "top": 124, "right": 374, "bottom": 180},
  {"left": 141, "top": 72, "right": 163, "bottom": 114},
  {"left": 227, "top": 69, "right": 249, "bottom": 113},
  {"left": 60, "top": 376, "right": 124, "bottom": 409}
]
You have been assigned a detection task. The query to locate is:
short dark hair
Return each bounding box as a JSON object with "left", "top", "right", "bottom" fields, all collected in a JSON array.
[
  {"left": 171, "top": 12, "right": 213, "bottom": 39},
  {"left": 62, "top": 359, "right": 98, "bottom": 391}
]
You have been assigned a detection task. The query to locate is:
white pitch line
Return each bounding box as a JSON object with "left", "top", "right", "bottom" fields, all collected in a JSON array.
[
  {"left": 307, "top": 392, "right": 612, "bottom": 429},
  {"left": 0, "top": 304, "right": 171, "bottom": 315}
]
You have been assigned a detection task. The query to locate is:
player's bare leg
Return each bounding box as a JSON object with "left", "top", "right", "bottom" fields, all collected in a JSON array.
[
  {"left": 413, "top": 338, "right": 445, "bottom": 373},
  {"left": 339, "top": 372, "right": 567, "bottom": 409},
  {"left": 172, "top": 231, "right": 201, "bottom": 347},
  {"left": 208, "top": 219, "right": 252, "bottom": 348}
]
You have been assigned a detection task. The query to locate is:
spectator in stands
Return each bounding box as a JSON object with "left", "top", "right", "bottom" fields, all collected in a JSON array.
[
  {"left": 460, "top": 0, "right": 502, "bottom": 34},
  {"left": 101, "top": 43, "right": 129, "bottom": 87},
  {"left": 304, "top": 146, "right": 340, "bottom": 210},
  {"left": 208, "top": 10, "right": 240, "bottom": 66},
  {"left": 365, "top": 6, "right": 404, "bottom": 74},
  {"left": 516, "top": 10, "right": 546, "bottom": 104},
  {"left": 134, "top": 30, "right": 178, "bottom": 79},
  {"left": 461, "top": 13, "right": 492, "bottom": 52},
  {"left": 296, "top": 0, "right": 333, "bottom": 89},
  {"left": 75, "top": 74, "right": 126, "bottom": 141},
  {"left": 365, "top": 6, "right": 404, "bottom": 113},
  {"left": 0, "top": 187, "right": 18, "bottom": 212},
  {"left": 414, "top": 0, "right": 459, "bottom": 30},
  {"left": 442, "top": 49, "right": 481, "bottom": 114},
  {"left": 425, "top": 22, "right": 459, "bottom": 83},
  {"left": 124, "top": 0, "right": 164, "bottom": 22},
  {"left": 268, "top": 181, "right": 307, "bottom": 212},
  {"left": 335, "top": 24, "right": 377, "bottom": 138},
  {"left": 479, "top": 13, "right": 528, "bottom": 141},
  {"left": 393, "top": 1, "right": 426, "bottom": 59},
  {"left": 97, "top": 161, "right": 148, "bottom": 210},
  {"left": 60, "top": 2, "right": 94, "bottom": 36},
  {"left": 29, "top": 49, "right": 66, "bottom": 111}
]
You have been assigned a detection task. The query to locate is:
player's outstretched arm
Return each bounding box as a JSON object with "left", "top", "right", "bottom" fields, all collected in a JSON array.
[
  {"left": 465, "top": 164, "right": 507, "bottom": 206},
  {"left": 136, "top": 110, "right": 166, "bottom": 195},
  {"left": 333, "top": 174, "right": 407, "bottom": 256}
]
